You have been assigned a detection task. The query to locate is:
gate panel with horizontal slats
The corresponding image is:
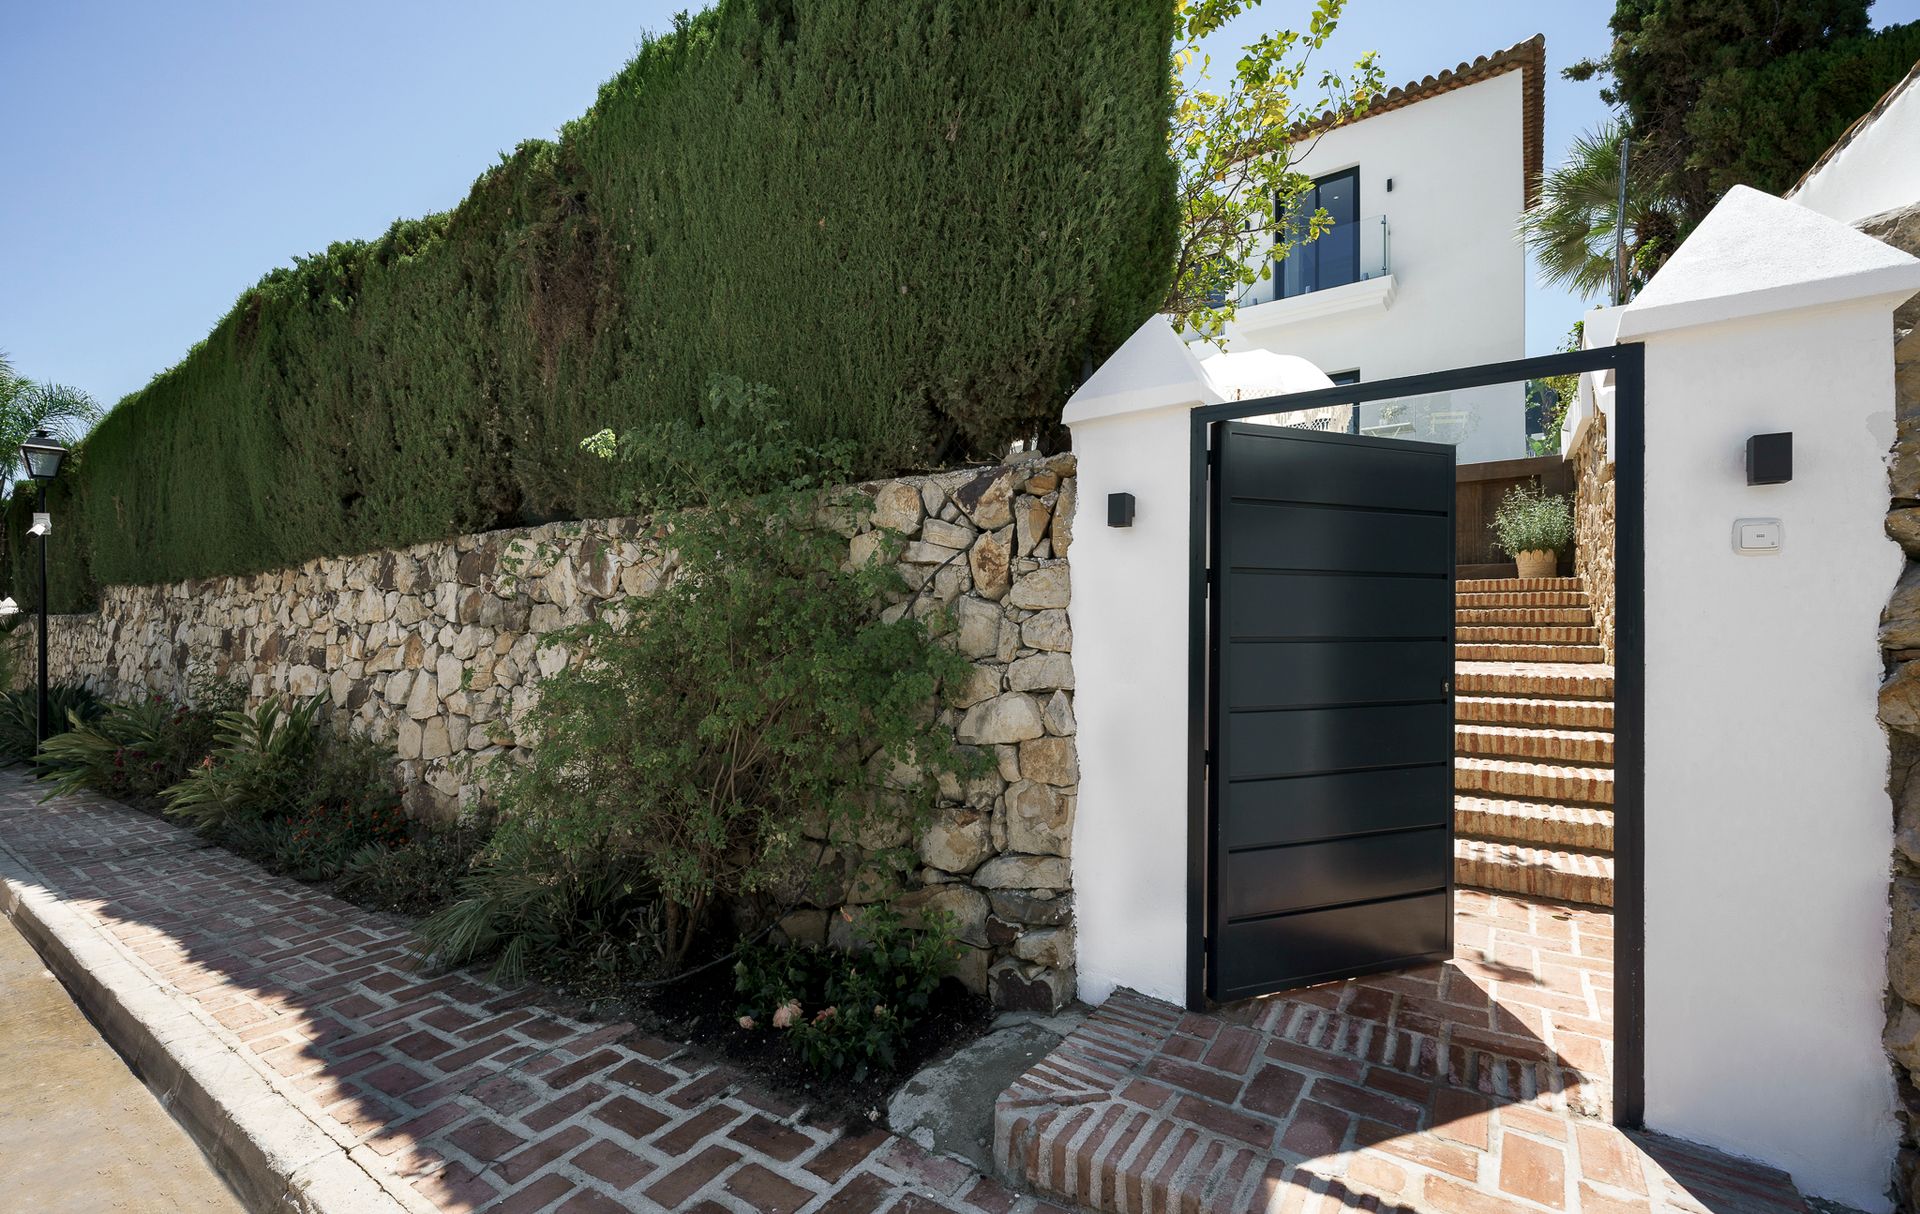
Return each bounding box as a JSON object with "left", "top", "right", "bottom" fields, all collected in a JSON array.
[{"left": 1206, "top": 422, "right": 1455, "bottom": 1003}]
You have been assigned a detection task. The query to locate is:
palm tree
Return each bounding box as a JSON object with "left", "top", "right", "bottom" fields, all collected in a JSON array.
[
  {"left": 1519, "top": 120, "right": 1681, "bottom": 304},
  {"left": 0, "top": 352, "right": 99, "bottom": 484}
]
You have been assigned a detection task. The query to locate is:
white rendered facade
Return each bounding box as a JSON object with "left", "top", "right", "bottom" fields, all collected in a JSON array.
[{"left": 1198, "top": 46, "right": 1537, "bottom": 463}]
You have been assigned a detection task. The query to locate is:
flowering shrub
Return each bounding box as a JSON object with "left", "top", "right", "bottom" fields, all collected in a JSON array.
[
  {"left": 734, "top": 905, "right": 957, "bottom": 1080},
  {"left": 278, "top": 793, "right": 410, "bottom": 880}
]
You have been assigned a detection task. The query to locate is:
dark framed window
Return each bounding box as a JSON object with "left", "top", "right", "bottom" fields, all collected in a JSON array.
[{"left": 1278, "top": 168, "right": 1360, "bottom": 299}]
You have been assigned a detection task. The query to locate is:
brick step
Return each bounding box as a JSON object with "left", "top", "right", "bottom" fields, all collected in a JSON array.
[
  {"left": 1455, "top": 607, "right": 1594, "bottom": 626},
  {"left": 1456, "top": 756, "right": 1613, "bottom": 805},
  {"left": 1455, "top": 661, "right": 1615, "bottom": 700},
  {"left": 1455, "top": 694, "right": 1615, "bottom": 730},
  {"left": 1455, "top": 837, "right": 1615, "bottom": 907},
  {"left": 1455, "top": 795, "right": 1614, "bottom": 852},
  {"left": 1455, "top": 577, "right": 1583, "bottom": 594},
  {"left": 1455, "top": 723, "right": 1613, "bottom": 765},
  {"left": 1457, "top": 625, "right": 1601, "bottom": 646},
  {"left": 1457, "top": 642, "right": 1609, "bottom": 663},
  {"left": 1456, "top": 590, "right": 1589, "bottom": 609}
]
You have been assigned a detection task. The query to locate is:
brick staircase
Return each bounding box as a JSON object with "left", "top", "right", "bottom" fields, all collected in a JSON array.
[{"left": 1453, "top": 576, "right": 1615, "bottom": 906}]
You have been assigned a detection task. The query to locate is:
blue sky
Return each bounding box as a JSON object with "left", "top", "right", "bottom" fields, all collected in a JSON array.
[{"left": 4, "top": 1, "right": 1917, "bottom": 410}]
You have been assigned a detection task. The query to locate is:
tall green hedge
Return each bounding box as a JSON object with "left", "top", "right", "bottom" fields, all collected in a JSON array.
[
  {"left": 5, "top": 476, "right": 94, "bottom": 616},
  {"left": 31, "top": 0, "right": 1175, "bottom": 607}
]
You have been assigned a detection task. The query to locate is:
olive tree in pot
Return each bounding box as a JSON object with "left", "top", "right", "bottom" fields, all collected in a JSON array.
[{"left": 1490, "top": 483, "right": 1574, "bottom": 579}]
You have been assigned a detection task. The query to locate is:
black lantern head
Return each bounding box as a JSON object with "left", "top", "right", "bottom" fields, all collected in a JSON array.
[{"left": 20, "top": 430, "right": 67, "bottom": 482}]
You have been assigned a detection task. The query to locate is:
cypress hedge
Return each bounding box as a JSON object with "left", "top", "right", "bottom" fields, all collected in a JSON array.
[{"left": 29, "top": 0, "right": 1175, "bottom": 608}]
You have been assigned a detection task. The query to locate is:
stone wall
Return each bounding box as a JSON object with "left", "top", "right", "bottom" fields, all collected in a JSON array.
[
  {"left": 1868, "top": 201, "right": 1920, "bottom": 1208},
  {"left": 1570, "top": 409, "right": 1616, "bottom": 662},
  {"left": 16, "top": 454, "right": 1082, "bottom": 1012}
]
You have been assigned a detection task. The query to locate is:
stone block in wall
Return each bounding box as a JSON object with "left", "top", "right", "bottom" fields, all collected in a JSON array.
[
  {"left": 1007, "top": 563, "right": 1069, "bottom": 610},
  {"left": 972, "top": 853, "right": 1069, "bottom": 891},
  {"left": 894, "top": 884, "right": 989, "bottom": 949},
  {"left": 1005, "top": 780, "right": 1070, "bottom": 857},
  {"left": 956, "top": 692, "right": 1044, "bottom": 745},
  {"left": 918, "top": 807, "right": 993, "bottom": 875},
  {"left": 988, "top": 957, "right": 1074, "bottom": 1012}
]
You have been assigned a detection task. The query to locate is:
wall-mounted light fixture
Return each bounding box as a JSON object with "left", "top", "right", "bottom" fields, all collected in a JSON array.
[
  {"left": 1747, "top": 432, "right": 1792, "bottom": 485},
  {"left": 1107, "top": 492, "right": 1136, "bottom": 528}
]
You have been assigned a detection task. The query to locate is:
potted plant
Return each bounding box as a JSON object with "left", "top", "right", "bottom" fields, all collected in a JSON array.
[{"left": 1490, "top": 483, "right": 1573, "bottom": 579}]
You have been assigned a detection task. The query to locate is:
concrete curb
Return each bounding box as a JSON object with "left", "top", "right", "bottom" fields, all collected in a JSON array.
[{"left": 0, "top": 835, "right": 435, "bottom": 1214}]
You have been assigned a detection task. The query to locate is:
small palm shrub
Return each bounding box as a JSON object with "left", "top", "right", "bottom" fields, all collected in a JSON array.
[
  {"left": 34, "top": 683, "right": 243, "bottom": 800},
  {"left": 734, "top": 907, "right": 958, "bottom": 1080},
  {"left": 39, "top": 695, "right": 182, "bottom": 799},
  {"left": 0, "top": 684, "right": 105, "bottom": 764},
  {"left": 163, "top": 695, "right": 327, "bottom": 829},
  {"left": 1489, "top": 483, "right": 1575, "bottom": 556}
]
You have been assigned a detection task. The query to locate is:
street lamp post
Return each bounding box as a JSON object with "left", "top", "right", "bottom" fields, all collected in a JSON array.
[{"left": 20, "top": 430, "right": 68, "bottom": 746}]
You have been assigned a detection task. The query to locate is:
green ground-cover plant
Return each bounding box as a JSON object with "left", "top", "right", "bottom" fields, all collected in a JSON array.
[
  {"left": 9, "top": 0, "right": 1177, "bottom": 610},
  {"left": 335, "top": 819, "right": 494, "bottom": 917},
  {"left": 1490, "top": 483, "right": 1575, "bottom": 557},
  {"left": 421, "top": 379, "right": 980, "bottom": 981},
  {"left": 734, "top": 906, "right": 958, "bottom": 1080}
]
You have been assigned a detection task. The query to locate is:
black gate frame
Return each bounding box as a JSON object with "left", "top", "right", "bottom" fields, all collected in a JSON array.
[{"left": 1185, "top": 344, "right": 1647, "bottom": 1129}]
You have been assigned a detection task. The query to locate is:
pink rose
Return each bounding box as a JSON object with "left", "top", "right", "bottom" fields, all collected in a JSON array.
[
  {"left": 737, "top": 1016, "right": 755, "bottom": 1029},
  {"left": 814, "top": 1006, "right": 837, "bottom": 1024},
  {"left": 772, "top": 1000, "right": 802, "bottom": 1029}
]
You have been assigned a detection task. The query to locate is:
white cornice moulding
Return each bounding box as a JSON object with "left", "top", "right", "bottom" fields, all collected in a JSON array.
[
  {"left": 1229, "top": 275, "right": 1397, "bottom": 336},
  {"left": 1617, "top": 186, "right": 1920, "bottom": 341}
]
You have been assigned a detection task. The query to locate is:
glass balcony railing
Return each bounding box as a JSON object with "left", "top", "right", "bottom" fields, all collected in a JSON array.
[{"left": 1277, "top": 213, "right": 1390, "bottom": 300}]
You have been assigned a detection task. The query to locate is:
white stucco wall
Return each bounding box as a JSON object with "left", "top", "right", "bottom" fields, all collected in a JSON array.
[
  {"left": 1788, "top": 64, "right": 1920, "bottom": 226},
  {"left": 1066, "top": 396, "right": 1201, "bottom": 1005},
  {"left": 1633, "top": 304, "right": 1902, "bottom": 1210},
  {"left": 1614, "top": 186, "right": 1920, "bottom": 1211},
  {"left": 1216, "top": 69, "right": 1530, "bottom": 463},
  {"left": 1065, "top": 321, "right": 1337, "bottom": 1006}
]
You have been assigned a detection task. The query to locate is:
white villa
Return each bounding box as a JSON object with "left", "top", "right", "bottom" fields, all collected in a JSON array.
[{"left": 1198, "top": 36, "right": 1545, "bottom": 463}]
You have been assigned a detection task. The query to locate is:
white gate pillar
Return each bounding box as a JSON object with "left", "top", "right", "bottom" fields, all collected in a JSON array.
[
  {"left": 1062, "top": 319, "right": 1332, "bottom": 1005},
  {"left": 1609, "top": 185, "right": 1920, "bottom": 1211}
]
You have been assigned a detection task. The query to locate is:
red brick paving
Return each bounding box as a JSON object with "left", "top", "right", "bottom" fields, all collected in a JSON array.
[
  {"left": 0, "top": 783, "right": 1066, "bottom": 1213},
  {"left": 995, "top": 891, "right": 1814, "bottom": 1213},
  {"left": 1, "top": 782, "right": 1822, "bottom": 1214}
]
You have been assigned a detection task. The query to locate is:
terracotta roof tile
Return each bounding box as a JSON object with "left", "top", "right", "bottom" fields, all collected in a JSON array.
[{"left": 1294, "top": 34, "right": 1547, "bottom": 209}]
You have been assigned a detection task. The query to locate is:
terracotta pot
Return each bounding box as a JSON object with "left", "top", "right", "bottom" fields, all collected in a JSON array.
[{"left": 1515, "top": 549, "right": 1557, "bottom": 579}]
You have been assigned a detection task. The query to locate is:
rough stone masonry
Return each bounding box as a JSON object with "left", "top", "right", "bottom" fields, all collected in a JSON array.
[
  {"left": 14, "top": 454, "right": 1082, "bottom": 1012},
  {"left": 1869, "top": 200, "right": 1920, "bottom": 1208}
]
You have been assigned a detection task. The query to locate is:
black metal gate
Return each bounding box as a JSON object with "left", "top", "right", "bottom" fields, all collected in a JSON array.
[
  {"left": 1203, "top": 421, "right": 1456, "bottom": 1002},
  {"left": 1184, "top": 344, "right": 1644, "bottom": 1125}
]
